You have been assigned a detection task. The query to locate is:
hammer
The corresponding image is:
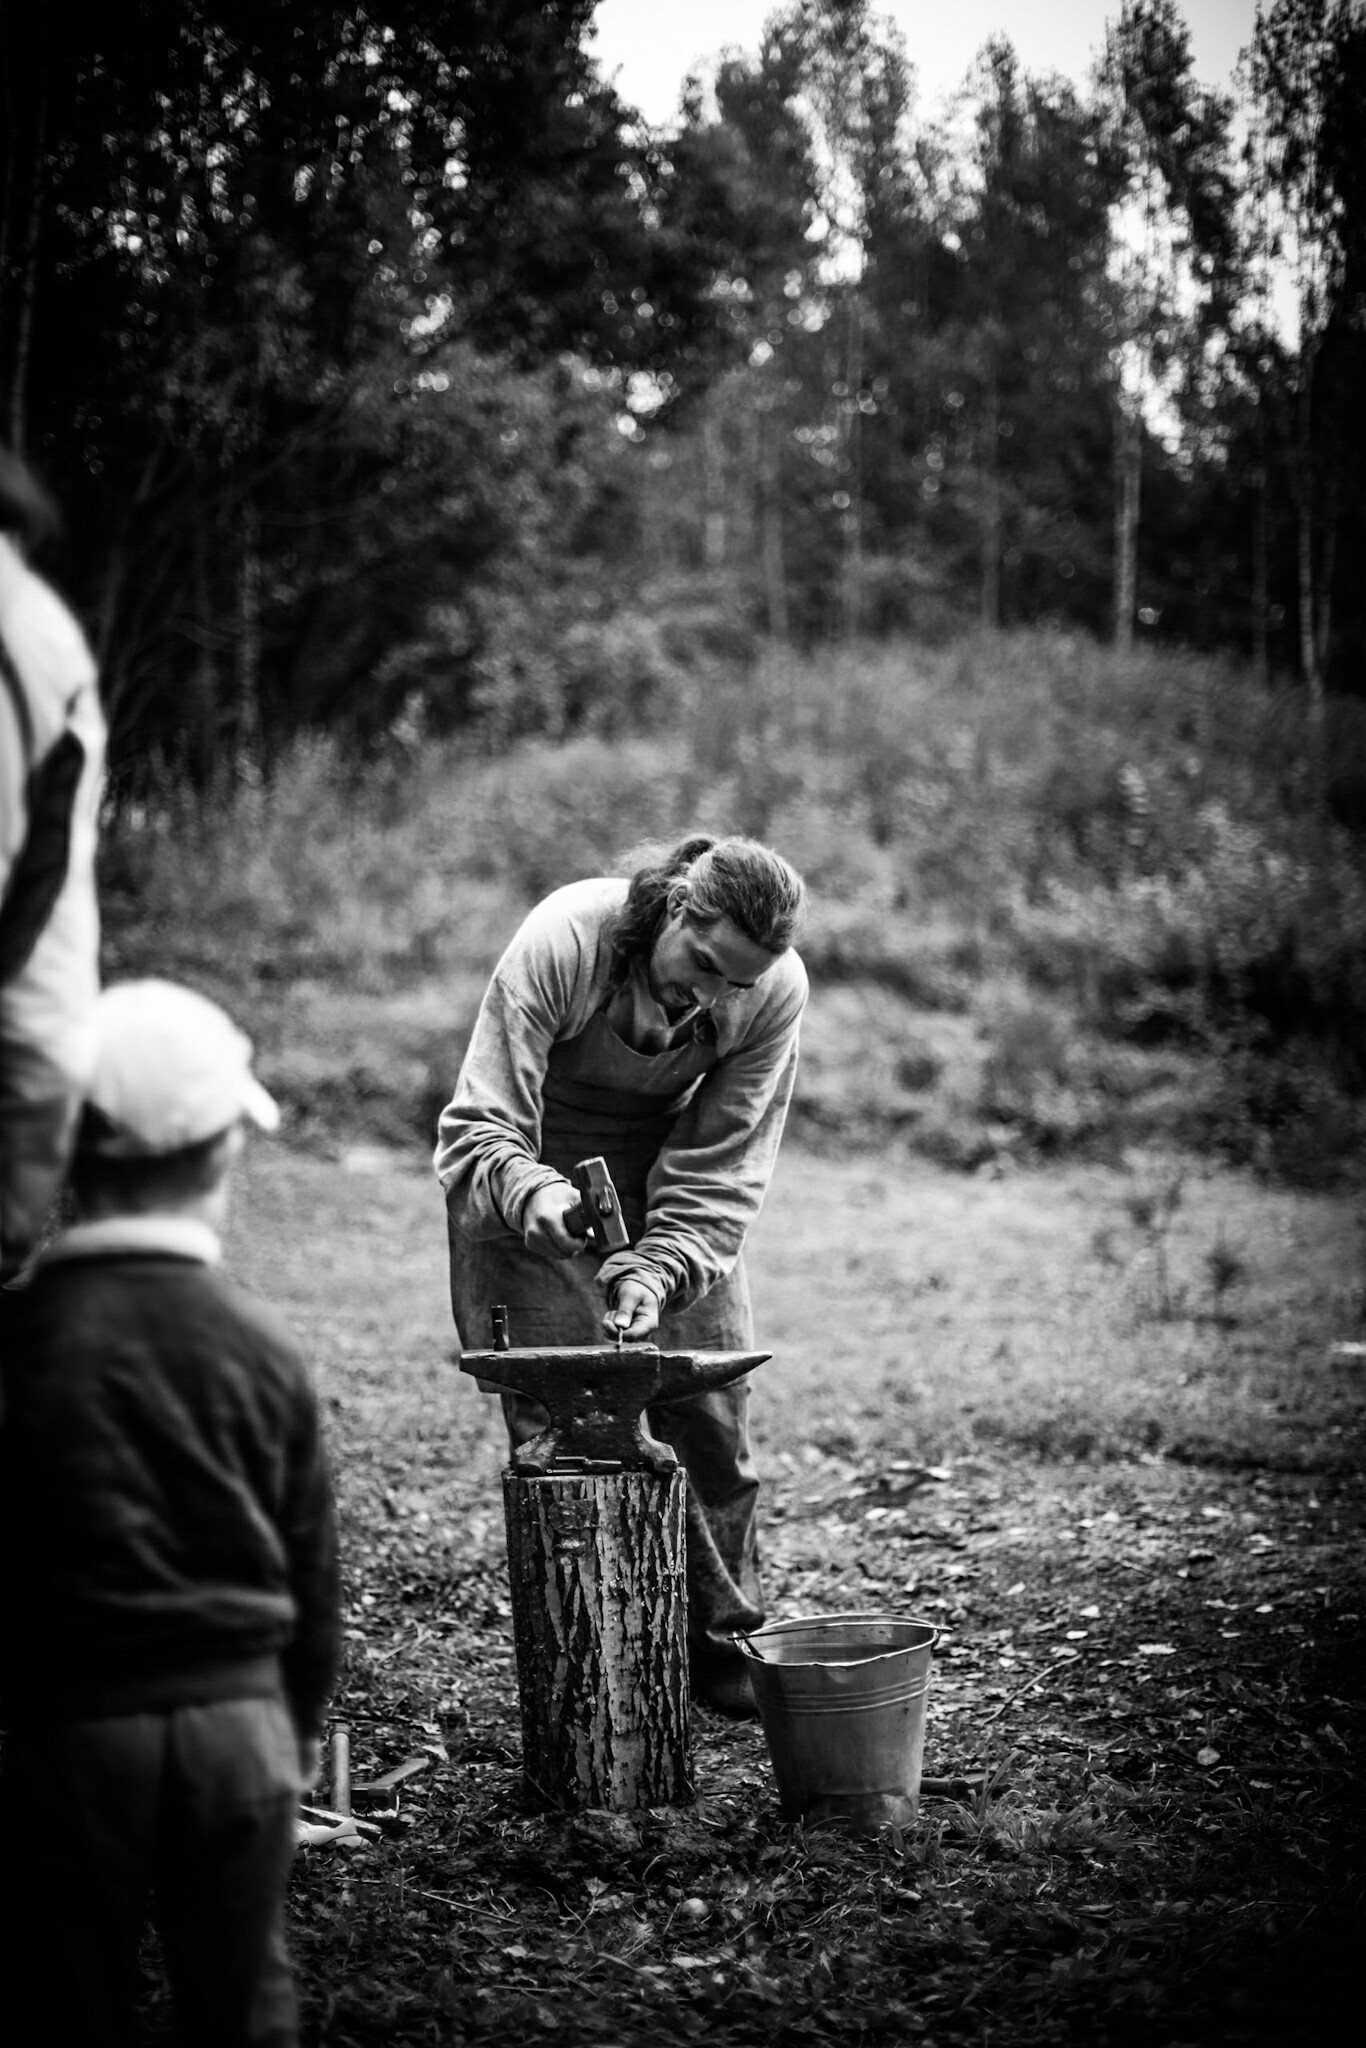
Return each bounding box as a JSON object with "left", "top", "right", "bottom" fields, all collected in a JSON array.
[{"left": 564, "top": 1155, "right": 629, "bottom": 1253}]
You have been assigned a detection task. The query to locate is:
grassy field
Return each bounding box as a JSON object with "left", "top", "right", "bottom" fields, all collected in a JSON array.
[
  {"left": 202, "top": 1131, "right": 1366, "bottom": 2048},
  {"left": 101, "top": 627, "right": 1365, "bottom": 2038}
]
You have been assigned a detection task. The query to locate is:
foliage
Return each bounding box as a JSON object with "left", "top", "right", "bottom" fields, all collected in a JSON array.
[
  {"left": 0, "top": 4, "right": 734, "bottom": 782},
  {"left": 1241, "top": 0, "right": 1366, "bottom": 695},
  {"left": 5, "top": 0, "right": 1366, "bottom": 783},
  {"left": 101, "top": 627, "right": 1366, "bottom": 1190}
]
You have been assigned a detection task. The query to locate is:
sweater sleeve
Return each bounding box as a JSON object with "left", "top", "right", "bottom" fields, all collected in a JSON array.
[
  {"left": 433, "top": 885, "right": 611, "bottom": 1238},
  {"left": 278, "top": 1376, "right": 342, "bottom": 1740},
  {"left": 597, "top": 951, "right": 808, "bottom": 1314}
]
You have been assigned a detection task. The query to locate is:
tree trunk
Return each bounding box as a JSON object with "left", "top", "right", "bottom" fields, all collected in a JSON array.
[
  {"left": 1294, "top": 358, "right": 1324, "bottom": 720},
  {"left": 840, "top": 292, "right": 864, "bottom": 639},
  {"left": 7, "top": 87, "right": 47, "bottom": 454},
  {"left": 0, "top": 37, "right": 16, "bottom": 375},
  {"left": 1252, "top": 404, "right": 1269, "bottom": 690},
  {"left": 756, "top": 395, "right": 789, "bottom": 642},
  {"left": 1315, "top": 463, "right": 1337, "bottom": 685},
  {"left": 190, "top": 478, "right": 219, "bottom": 783},
  {"left": 980, "top": 374, "right": 1002, "bottom": 631},
  {"left": 702, "top": 407, "right": 727, "bottom": 570},
  {"left": 502, "top": 1468, "right": 691, "bottom": 1812},
  {"left": 236, "top": 497, "right": 262, "bottom": 757},
  {"left": 1113, "top": 396, "right": 1142, "bottom": 652}
]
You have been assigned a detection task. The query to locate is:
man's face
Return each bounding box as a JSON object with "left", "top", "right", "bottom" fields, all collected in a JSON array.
[{"left": 648, "top": 911, "right": 777, "bottom": 1017}]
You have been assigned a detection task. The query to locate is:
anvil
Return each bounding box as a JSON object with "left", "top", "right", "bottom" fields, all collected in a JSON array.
[{"left": 459, "top": 1340, "right": 771, "bottom": 1474}]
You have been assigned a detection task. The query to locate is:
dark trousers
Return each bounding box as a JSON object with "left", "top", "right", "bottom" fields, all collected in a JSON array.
[{"left": 0, "top": 1695, "right": 303, "bottom": 2048}]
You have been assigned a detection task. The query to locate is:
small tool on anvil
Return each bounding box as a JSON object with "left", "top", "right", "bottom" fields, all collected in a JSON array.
[
  {"left": 563, "top": 1155, "right": 629, "bottom": 1252},
  {"left": 463, "top": 1309, "right": 771, "bottom": 1474}
]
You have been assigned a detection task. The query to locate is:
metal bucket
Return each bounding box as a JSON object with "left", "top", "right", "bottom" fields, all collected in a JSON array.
[{"left": 735, "top": 1612, "right": 938, "bottom": 1835}]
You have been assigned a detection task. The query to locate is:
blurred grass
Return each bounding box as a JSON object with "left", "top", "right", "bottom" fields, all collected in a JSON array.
[
  {"left": 226, "top": 1138, "right": 1366, "bottom": 1480},
  {"left": 222, "top": 1140, "right": 1364, "bottom": 2048},
  {"left": 102, "top": 629, "right": 1366, "bottom": 1186},
  {"left": 745, "top": 1145, "right": 1366, "bottom": 1473}
]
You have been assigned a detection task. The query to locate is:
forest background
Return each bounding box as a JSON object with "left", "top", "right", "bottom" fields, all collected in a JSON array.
[
  {"left": 3, "top": 0, "right": 1359, "bottom": 1181},
  {"left": 3, "top": 9, "right": 1365, "bottom": 2041}
]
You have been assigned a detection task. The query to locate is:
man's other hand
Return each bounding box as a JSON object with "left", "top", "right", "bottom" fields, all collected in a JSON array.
[{"left": 604, "top": 1277, "right": 662, "bottom": 1342}]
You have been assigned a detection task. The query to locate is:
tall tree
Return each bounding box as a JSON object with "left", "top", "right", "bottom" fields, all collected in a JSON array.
[
  {"left": 929, "top": 44, "right": 1117, "bottom": 632},
  {"left": 656, "top": 0, "right": 931, "bottom": 642},
  {"left": 654, "top": 30, "right": 824, "bottom": 636},
  {"left": 770, "top": 0, "right": 919, "bottom": 637},
  {"left": 0, "top": 4, "right": 705, "bottom": 775},
  {"left": 1099, "top": 0, "right": 1236, "bottom": 651},
  {"left": 1247, "top": 0, "right": 1366, "bottom": 706}
]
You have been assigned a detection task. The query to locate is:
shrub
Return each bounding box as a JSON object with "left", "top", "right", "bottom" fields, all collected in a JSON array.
[
  {"left": 1192, "top": 1045, "right": 1366, "bottom": 1188},
  {"left": 101, "top": 624, "right": 1366, "bottom": 1186},
  {"left": 449, "top": 737, "right": 692, "bottom": 903},
  {"left": 1011, "top": 800, "right": 1366, "bottom": 1069}
]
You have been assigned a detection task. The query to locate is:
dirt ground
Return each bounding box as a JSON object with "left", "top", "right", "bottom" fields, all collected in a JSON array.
[{"left": 216, "top": 1138, "right": 1364, "bottom": 2046}]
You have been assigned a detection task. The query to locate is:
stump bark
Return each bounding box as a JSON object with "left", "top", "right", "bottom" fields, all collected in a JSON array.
[{"left": 502, "top": 1467, "right": 691, "bottom": 1811}]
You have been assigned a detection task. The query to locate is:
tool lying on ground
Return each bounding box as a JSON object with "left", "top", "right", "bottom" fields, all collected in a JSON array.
[
  {"left": 462, "top": 1315, "right": 771, "bottom": 1474},
  {"left": 296, "top": 1804, "right": 380, "bottom": 1846},
  {"left": 563, "top": 1154, "right": 629, "bottom": 1252},
  {"left": 297, "top": 1731, "right": 381, "bottom": 1846}
]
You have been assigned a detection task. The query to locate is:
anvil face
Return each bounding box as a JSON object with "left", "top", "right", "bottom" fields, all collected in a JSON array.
[{"left": 459, "top": 1344, "right": 772, "bottom": 1474}]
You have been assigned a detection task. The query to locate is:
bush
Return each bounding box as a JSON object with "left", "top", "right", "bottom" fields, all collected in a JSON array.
[
  {"left": 1191, "top": 1044, "right": 1366, "bottom": 1189},
  {"left": 469, "top": 599, "right": 695, "bottom": 744},
  {"left": 1010, "top": 800, "right": 1366, "bottom": 1071},
  {"left": 101, "top": 625, "right": 1366, "bottom": 1187},
  {"left": 454, "top": 738, "right": 693, "bottom": 903}
]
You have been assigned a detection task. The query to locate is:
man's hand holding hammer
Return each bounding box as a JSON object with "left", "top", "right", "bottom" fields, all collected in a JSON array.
[
  {"left": 522, "top": 1157, "right": 663, "bottom": 1341},
  {"left": 521, "top": 1183, "right": 592, "bottom": 1261}
]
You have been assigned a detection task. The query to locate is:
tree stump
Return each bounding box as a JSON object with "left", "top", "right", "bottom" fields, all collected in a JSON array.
[{"left": 502, "top": 1466, "right": 691, "bottom": 1811}]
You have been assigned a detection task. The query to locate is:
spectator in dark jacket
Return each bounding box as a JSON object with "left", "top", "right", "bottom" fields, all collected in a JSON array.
[{"left": 0, "top": 977, "right": 340, "bottom": 2048}]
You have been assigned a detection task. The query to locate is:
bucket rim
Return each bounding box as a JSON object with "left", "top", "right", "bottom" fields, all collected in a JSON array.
[{"left": 733, "top": 1610, "right": 940, "bottom": 1667}]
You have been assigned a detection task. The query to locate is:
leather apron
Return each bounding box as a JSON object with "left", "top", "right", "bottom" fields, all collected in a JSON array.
[{"left": 447, "top": 1005, "right": 765, "bottom": 1666}]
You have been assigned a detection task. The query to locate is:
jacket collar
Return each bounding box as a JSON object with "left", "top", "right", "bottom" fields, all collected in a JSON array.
[{"left": 37, "top": 1216, "right": 222, "bottom": 1268}]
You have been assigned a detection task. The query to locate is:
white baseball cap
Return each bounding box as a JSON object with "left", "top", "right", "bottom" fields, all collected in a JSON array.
[{"left": 81, "top": 978, "right": 280, "bottom": 1158}]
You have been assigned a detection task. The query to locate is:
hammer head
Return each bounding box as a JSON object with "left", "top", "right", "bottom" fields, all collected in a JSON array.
[
  {"left": 564, "top": 1155, "right": 629, "bottom": 1253},
  {"left": 459, "top": 1342, "right": 772, "bottom": 1474}
]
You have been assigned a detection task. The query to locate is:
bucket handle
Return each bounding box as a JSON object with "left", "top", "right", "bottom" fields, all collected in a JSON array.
[{"left": 731, "top": 1618, "right": 940, "bottom": 1665}]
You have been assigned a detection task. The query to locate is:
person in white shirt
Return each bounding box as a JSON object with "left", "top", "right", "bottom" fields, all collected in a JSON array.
[{"left": 0, "top": 447, "right": 105, "bottom": 1281}]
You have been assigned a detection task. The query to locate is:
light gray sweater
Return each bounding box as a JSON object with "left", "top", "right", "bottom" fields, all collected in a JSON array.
[{"left": 434, "top": 877, "right": 808, "bottom": 1311}]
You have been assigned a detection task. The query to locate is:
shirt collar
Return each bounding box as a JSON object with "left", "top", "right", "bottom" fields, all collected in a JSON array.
[
  {"left": 609, "top": 968, "right": 695, "bottom": 1055},
  {"left": 37, "top": 1216, "right": 223, "bottom": 1269}
]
